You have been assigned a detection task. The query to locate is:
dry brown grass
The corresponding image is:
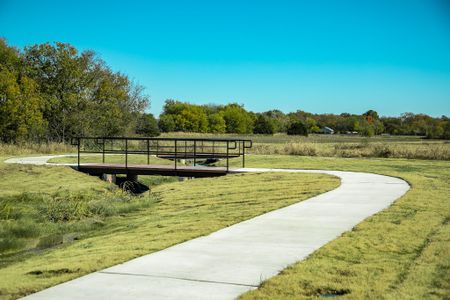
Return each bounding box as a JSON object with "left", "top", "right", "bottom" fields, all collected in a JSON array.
[
  {"left": 250, "top": 141, "right": 450, "bottom": 160},
  {"left": 0, "top": 143, "right": 75, "bottom": 156}
]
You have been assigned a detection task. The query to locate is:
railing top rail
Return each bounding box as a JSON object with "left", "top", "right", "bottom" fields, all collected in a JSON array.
[
  {"left": 73, "top": 136, "right": 252, "bottom": 144},
  {"left": 73, "top": 136, "right": 251, "bottom": 171}
]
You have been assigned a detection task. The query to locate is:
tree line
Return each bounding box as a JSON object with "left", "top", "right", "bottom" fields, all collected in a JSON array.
[
  {"left": 158, "top": 101, "right": 450, "bottom": 138},
  {"left": 0, "top": 39, "right": 152, "bottom": 143},
  {"left": 1, "top": 39, "right": 449, "bottom": 142}
]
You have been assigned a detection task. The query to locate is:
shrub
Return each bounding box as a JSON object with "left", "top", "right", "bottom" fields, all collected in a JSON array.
[
  {"left": 135, "top": 113, "right": 160, "bottom": 136},
  {"left": 287, "top": 121, "right": 308, "bottom": 136},
  {"left": 253, "top": 115, "right": 275, "bottom": 134}
]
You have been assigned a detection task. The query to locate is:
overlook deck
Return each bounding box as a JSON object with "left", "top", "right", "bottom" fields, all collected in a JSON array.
[{"left": 71, "top": 137, "right": 252, "bottom": 178}]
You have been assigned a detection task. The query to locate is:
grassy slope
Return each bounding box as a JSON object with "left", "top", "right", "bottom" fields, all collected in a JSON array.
[
  {"left": 215, "top": 155, "right": 450, "bottom": 300},
  {"left": 0, "top": 162, "right": 109, "bottom": 197},
  {"left": 0, "top": 156, "right": 338, "bottom": 299}
]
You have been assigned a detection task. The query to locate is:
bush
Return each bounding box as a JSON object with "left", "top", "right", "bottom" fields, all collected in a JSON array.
[
  {"left": 253, "top": 115, "right": 275, "bottom": 134},
  {"left": 287, "top": 121, "right": 308, "bottom": 136},
  {"left": 135, "top": 113, "right": 160, "bottom": 136}
]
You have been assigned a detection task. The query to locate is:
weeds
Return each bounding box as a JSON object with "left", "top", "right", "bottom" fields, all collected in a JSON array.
[
  {"left": 0, "top": 142, "right": 75, "bottom": 156},
  {"left": 251, "top": 141, "right": 450, "bottom": 160},
  {"left": 0, "top": 190, "right": 156, "bottom": 255}
]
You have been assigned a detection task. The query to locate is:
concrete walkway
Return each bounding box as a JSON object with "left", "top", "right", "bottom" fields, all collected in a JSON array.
[
  {"left": 4, "top": 154, "right": 77, "bottom": 166},
  {"left": 6, "top": 156, "right": 410, "bottom": 300}
]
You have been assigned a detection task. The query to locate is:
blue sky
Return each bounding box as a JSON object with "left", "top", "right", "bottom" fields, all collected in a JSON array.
[{"left": 1, "top": 0, "right": 449, "bottom": 117}]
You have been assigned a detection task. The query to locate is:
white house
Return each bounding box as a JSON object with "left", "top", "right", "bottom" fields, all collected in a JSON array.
[{"left": 321, "top": 126, "right": 334, "bottom": 134}]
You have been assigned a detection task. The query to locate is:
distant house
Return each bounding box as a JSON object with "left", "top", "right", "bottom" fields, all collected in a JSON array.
[{"left": 321, "top": 126, "right": 334, "bottom": 134}]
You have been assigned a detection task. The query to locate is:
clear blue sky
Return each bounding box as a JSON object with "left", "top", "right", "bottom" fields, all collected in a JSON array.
[{"left": 1, "top": 0, "right": 449, "bottom": 117}]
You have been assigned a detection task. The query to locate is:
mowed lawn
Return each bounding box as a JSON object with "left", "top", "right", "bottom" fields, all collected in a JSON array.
[
  {"left": 0, "top": 155, "right": 339, "bottom": 299},
  {"left": 215, "top": 155, "right": 449, "bottom": 300}
]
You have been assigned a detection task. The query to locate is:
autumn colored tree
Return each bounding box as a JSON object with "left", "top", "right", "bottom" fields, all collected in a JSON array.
[{"left": 0, "top": 39, "right": 46, "bottom": 142}]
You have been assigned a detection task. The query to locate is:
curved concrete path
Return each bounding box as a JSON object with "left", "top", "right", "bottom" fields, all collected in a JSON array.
[
  {"left": 5, "top": 156, "right": 410, "bottom": 300},
  {"left": 5, "top": 154, "right": 78, "bottom": 166}
]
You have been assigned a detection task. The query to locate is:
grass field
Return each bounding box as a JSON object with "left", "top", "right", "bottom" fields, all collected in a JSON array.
[
  {"left": 213, "top": 155, "right": 449, "bottom": 299},
  {"left": 162, "top": 133, "right": 450, "bottom": 160},
  {"left": 0, "top": 154, "right": 338, "bottom": 299},
  {"left": 1, "top": 139, "right": 449, "bottom": 299}
]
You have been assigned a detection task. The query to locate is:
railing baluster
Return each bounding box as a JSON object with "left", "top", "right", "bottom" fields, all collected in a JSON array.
[
  {"left": 242, "top": 141, "right": 245, "bottom": 168},
  {"left": 193, "top": 140, "right": 197, "bottom": 166},
  {"left": 174, "top": 140, "right": 177, "bottom": 170},
  {"left": 125, "top": 138, "right": 128, "bottom": 169},
  {"left": 77, "top": 137, "right": 80, "bottom": 168},
  {"left": 226, "top": 141, "right": 229, "bottom": 172},
  {"left": 147, "top": 139, "right": 150, "bottom": 165}
]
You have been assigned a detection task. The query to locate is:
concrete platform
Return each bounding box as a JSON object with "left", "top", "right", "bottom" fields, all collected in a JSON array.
[{"left": 5, "top": 157, "right": 410, "bottom": 300}]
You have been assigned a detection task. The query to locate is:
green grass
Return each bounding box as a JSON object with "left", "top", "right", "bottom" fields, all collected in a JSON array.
[
  {"left": 0, "top": 155, "right": 338, "bottom": 299},
  {"left": 2, "top": 140, "right": 449, "bottom": 299},
  {"left": 161, "top": 133, "right": 450, "bottom": 160},
  {"left": 0, "top": 163, "right": 109, "bottom": 197},
  {"left": 212, "top": 155, "right": 450, "bottom": 300}
]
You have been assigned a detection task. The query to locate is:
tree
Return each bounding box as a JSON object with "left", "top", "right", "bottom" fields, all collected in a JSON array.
[
  {"left": 221, "top": 103, "right": 254, "bottom": 134},
  {"left": 135, "top": 113, "right": 159, "bottom": 136},
  {"left": 253, "top": 114, "right": 275, "bottom": 134},
  {"left": 158, "top": 114, "right": 176, "bottom": 132},
  {"left": 263, "top": 110, "right": 290, "bottom": 132},
  {"left": 208, "top": 113, "right": 226, "bottom": 133},
  {"left": 442, "top": 121, "right": 450, "bottom": 140},
  {"left": 358, "top": 118, "right": 375, "bottom": 137},
  {"left": 159, "top": 100, "right": 209, "bottom": 132},
  {"left": 0, "top": 39, "right": 46, "bottom": 142},
  {"left": 363, "top": 110, "right": 379, "bottom": 123},
  {"left": 22, "top": 42, "right": 148, "bottom": 141},
  {"left": 305, "top": 117, "right": 320, "bottom": 133},
  {"left": 287, "top": 121, "right": 308, "bottom": 136}
]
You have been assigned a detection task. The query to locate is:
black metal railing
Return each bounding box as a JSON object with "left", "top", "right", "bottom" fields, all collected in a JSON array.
[{"left": 71, "top": 137, "right": 253, "bottom": 172}]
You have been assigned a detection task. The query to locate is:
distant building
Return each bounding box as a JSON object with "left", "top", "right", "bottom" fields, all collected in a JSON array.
[{"left": 321, "top": 126, "right": 334, "bottom": 134}]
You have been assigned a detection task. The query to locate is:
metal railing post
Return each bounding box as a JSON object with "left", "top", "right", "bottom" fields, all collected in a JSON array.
[
  {"left": 242, "top": 141, "right": 245, "bottom": 168},
  {"left": 102, "top": 138, "right": 105, "bottom": 163},
  {"left": 174, "top": 140, "right": 178, "bottom": 170},
  {"left": 125, "top": 138, "right": 128, "bottom": 169},
  {"left": 147, "top": 139, "right": 150, "bottom": 165},
  {"left": 77, "top": 137, "right": 80, "bottom": 168},
  {"left": 226, "top": 141, "right": 229, "bottom": 172},
  {"left": 193, "top": 140, "right": 197, "bottom": 166}
]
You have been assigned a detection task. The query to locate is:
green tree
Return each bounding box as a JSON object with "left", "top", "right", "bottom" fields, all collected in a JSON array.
[
  {"left": 22, "top": 42, "right": 148, "bottom": 140},
  {"left": 135, "top": 113, "right": 159, "bottom": 136},
  {"left": 287, "top": 121, "right": 308, "bottom": 136},
  {"left": 0, "top": 39, "right": 46, "bottom": 142},
  {"left": 305, "top": 117, "right": 320, "bottom": 133},
  {"left": 221, "top": 103, "right": 254, "bottom": 134},
  {"left": 442, "top": 121, "right": 450, "bottom": 139},
  {"left": 253, "top": 114, "right": 275, "bottom": 134},
  {"left": 159, "top": 100, "right": 209, "bottom": 132},
  {"left": 263, "top": 110, "right": 290, "bottom": 132},
  {"left": 208, "top": 112, "right": 226, "bottom": 133},
  {"left": 158, "top": 114, "right": 176, "bottom": 132}
]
